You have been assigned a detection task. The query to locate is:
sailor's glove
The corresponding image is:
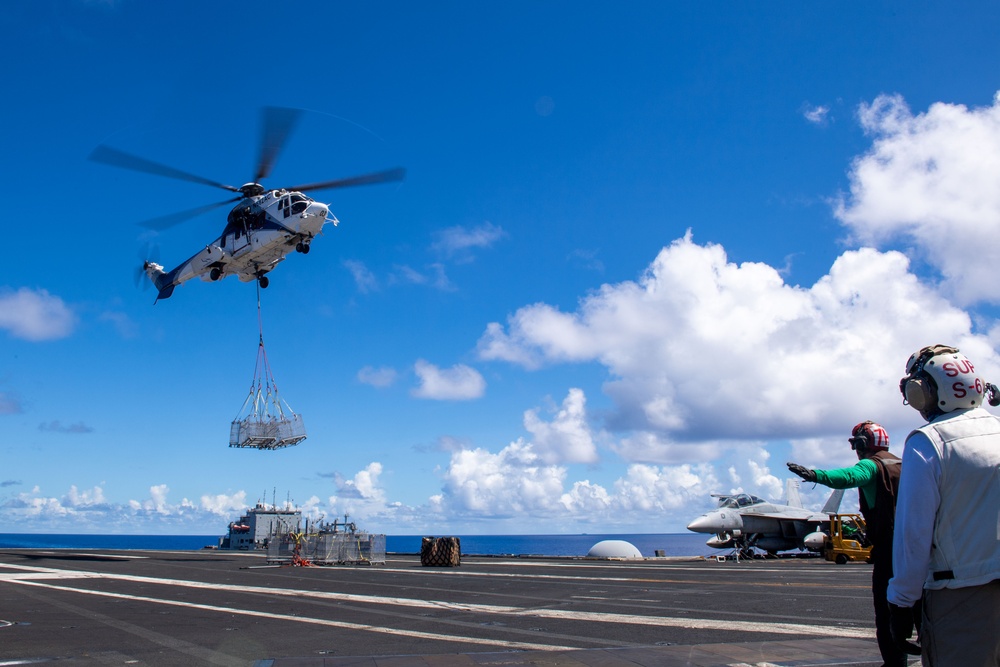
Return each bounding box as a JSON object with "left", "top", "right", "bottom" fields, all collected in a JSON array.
[
  {"left": 888, "top": 603, "right": 922, "bottom": 656},
  {"left": 786, "top": 462, "right": 817, "bottom": 483}
]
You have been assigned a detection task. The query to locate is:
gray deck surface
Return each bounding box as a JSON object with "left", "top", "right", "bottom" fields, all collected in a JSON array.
[{"left": 0, "top": 550, "right": 913, "bottom": 666}]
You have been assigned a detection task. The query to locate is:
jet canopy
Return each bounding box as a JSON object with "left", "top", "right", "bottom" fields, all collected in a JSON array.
[{"left": 717, "top": 493, "right": 765, "bottom": 509}]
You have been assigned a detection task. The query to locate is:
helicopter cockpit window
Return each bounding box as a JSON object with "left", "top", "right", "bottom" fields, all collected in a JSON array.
[{"left": 291, "top": 201, "right": 308, "bottom": 215}]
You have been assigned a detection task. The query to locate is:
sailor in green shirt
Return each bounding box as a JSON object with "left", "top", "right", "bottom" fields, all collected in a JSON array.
[
  {"left": 813, "top": 457, "right": 879, "bottom": 509},
  {"left": 787, "top": 421, "right": 904, "bottom": 667}
]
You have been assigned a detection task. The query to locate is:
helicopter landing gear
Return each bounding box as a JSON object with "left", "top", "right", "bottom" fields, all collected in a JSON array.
[
  {"left": 209, "top": 267, "right": 222, "bottom": 281},
  {"left": 295, "top": 241, "right": 311, "bottom": 254},
  {"left": 258, "top": 275, "right": 269, "bottom": 289}
]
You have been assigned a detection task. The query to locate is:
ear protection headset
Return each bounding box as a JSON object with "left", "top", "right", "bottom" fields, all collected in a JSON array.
[
  {"left": 900, "top": 344, "right": 1000, "bottom": 415},
  {"left": 850, "top": 420, "right": 889, "bottom": 451},
  {"left": 898, "top": 345, "right": 957, "bottom": 413}
]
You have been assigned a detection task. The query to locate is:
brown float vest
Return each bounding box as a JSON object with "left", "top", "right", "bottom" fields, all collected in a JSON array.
[{"left": 858, "top": 450, "right": 901, "bottom": 551}]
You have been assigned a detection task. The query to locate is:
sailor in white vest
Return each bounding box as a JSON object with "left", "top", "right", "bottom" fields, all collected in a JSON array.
[{"left": 888, "top": 344, "right": 1000, "bottom": 666}]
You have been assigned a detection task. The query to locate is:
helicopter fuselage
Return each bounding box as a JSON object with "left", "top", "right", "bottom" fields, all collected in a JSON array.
[{"left": 144, "top": 189, "right": 335, "bottom": 300}]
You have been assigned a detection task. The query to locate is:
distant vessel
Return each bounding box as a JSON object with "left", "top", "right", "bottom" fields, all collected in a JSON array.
[
  {"left": 218, "top": 503, "right": 386, "bottom": 565},
  {"left": 219, "top": 502, "right": 302, "bottom": 550}
]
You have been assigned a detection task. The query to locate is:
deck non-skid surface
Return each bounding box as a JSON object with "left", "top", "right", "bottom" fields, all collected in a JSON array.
[{"left": 0, "top": 550, "right": 897, "bottom": 666}]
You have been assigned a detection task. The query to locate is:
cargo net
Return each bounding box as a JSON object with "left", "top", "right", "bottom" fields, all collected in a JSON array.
[
  {"left": 420, "top": 536, "right": 461, "bottom": 567},
  {"left": 229, "top": 288, "right": 306, "bottom": 450},
  {"left": 267, "top": 530, "right": 386, "bottom": 566}
]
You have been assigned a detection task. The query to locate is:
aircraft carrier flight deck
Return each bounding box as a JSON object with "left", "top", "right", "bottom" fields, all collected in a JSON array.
[{"left": 0, "top": 549, "right": 897, "bottom": 666}]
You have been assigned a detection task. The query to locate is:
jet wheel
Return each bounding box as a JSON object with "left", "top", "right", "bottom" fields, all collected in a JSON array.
[{"left": 258, "top": 276, "right": 269, "bottom": 289}]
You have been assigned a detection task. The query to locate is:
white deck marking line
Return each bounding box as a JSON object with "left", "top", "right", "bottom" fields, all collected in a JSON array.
[
  {"left": 8, "top": 551, "right": 148, "bottom": 560},
  {"left": 447, "top": 560, "right": 840, "bottom": 574},
  {"left": 0, "top": 563, "right": 874, "bottom": 639},
  {"left": 4, "top": 578, "right": 574, "bottom": 652}
]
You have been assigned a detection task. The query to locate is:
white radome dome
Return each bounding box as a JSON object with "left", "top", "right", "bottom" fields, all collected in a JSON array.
[{"left": 587, "top": 539, "right": 642, "bottom": 559}]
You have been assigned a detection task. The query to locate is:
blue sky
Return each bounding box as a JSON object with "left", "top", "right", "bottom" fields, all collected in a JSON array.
[{"left": 3, "top": 1, "right": 1000, "bottom": 536}]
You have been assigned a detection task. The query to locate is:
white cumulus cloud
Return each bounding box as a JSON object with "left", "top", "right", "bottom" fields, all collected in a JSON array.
[
  {"left": 0, "top": 287, "right": 76, "bottom": 341},
  {"left": 200, "top": 490, "right": 248, "bottom": 515},
  {"left": 343, "top": 259, "right": 379, "bottom": 293},
  {"left": 803, "top": 103, "right": 830, "bottom": 125},
  {"left": 478, "top": 232, "right": 998, "bottom": 450},
  {"left": 412, "top": 360, "right": 486, "bottom": 400},
  {"left": 836, "top": 92, "right": 1000, "bottom": 306},
  {"left": 438, "top": 440, "right": 567, "bottom": 517},
  {"left": 357, "top": 365, "right": 398, "bottom": 388},
  {"left": 431, "top": 222, "right": 506, "bottom": 261},
  {"left": 523, "top": 388, "right": 598, "bottom": 464}
]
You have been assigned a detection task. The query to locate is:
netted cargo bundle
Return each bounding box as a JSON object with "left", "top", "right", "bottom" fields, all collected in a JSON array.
[
  {"left": 312, "top": 532, "right": 386, "bottom": 565},
  {"left": 267, "top": 531, "right": 386, "bottom": 566},
  {"left": 230, "top": 312, "right": 306, "bottom": 450},
  {"left": 420, "top": 536, "right": 461, "bottom": 567},
  {"left": 230, "top": 410, "right": 306, "bottom": 450}
]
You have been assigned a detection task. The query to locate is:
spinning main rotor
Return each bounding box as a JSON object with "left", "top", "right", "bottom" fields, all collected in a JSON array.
[{"left": 90, "top": 107, "right": 405, "bottom": 230}]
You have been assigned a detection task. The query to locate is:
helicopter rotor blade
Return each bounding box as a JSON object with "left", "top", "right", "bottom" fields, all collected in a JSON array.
[
  {"left": 284, "top": 167, "right": 406, "bottom": 194},
  {"left": 138, "top": 196, "right": 242, "bottom": 231},
  {"left": 254, "top": 107, "right": 303, "bottom": 183},
  {"left": 90, "top": 145, "right": 241, "bottom": 193}
]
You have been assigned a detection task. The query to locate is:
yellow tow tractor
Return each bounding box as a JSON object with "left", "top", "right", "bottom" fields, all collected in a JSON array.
[{"left": 824, "top": 513, "right": 872, "bottom": 564}]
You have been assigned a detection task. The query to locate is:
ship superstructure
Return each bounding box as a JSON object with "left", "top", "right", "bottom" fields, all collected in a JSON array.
[{"left": 219, "top": 502, "right": 302, "bottom": 550}]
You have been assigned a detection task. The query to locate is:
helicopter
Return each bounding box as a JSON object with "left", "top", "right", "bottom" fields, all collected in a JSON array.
[{"left": 91, "top": 107, "right": 405, "bottom": 301}]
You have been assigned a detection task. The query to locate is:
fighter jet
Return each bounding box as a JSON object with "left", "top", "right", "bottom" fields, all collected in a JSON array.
[{"left": 686, "top": 480, "right": 844, "bottom": 556}]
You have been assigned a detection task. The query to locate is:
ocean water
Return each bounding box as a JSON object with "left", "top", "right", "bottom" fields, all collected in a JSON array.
[
  {"left": 390, "top": 533, "right": 711, "bottom": 557},
  {"left": 0, "top": 532, "right": 711, "bottom": 558}
]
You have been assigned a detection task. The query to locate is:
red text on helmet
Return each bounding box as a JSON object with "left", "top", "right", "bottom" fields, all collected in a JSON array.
[
  {"left": 951, "top": 378, "right": 984, "bottom": 400},
  {"left": 942, "top": 360, "right": 975, "bottom": 377}
]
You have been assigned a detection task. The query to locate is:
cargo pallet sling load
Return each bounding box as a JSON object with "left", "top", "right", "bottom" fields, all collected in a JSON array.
[{"left": 229, "top": 286, "right": 306, "bottom": 450}]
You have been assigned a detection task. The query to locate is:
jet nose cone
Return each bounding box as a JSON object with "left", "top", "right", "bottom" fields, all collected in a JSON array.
[{"left": 687, "top": 514, "right": 721, "bottom": 533}]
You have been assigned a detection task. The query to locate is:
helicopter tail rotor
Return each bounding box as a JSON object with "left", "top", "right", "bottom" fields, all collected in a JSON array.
[
  {"left": 134, "top": 242, "right": 162, "bottom": 290},
  {"left": 138, "top": 257, "right": 176, "bottom": 302}
]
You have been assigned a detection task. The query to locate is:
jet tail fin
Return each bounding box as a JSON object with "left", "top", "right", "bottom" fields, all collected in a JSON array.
[
  {"left": 784, "top": 478, "right": 803, "bottom": 508},
  {"left": 821, "top": 488, "right": 845, "bottom": 515}
]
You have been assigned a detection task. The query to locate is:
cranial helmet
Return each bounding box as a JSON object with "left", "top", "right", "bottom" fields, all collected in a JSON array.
[
  {"left": 899, "top": 344, "right": 985, "bottom": 419},
  {"left": 849, "top": 420, "right": 889, "bottom": 451}
]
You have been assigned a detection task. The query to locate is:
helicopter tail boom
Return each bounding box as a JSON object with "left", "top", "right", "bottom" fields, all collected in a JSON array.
[{"left": 143, "top": 261, "right": 178, "bottom": 301}]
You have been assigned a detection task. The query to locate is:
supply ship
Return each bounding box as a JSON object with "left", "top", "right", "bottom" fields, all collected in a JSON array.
[
  {"left": 218, "top": 503, "right": 386, "bottom": 565},
  {"left": 218, "top": 501, "right": 301, "bottom": 550}
]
